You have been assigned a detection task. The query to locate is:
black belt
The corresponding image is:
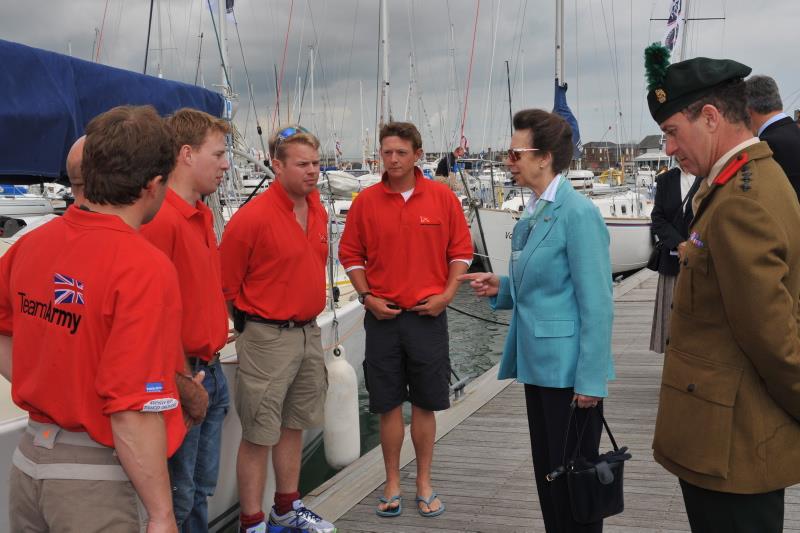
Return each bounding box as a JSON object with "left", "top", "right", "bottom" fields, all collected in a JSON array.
[
  {"left": 187, "top": 353, "right": 220, "bottom": 369},
  {"left": 245, "top": 313, "right": 314, "bottom": 328}
]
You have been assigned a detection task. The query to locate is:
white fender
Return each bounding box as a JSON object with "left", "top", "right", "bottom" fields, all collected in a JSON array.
[{"left": 323, "top": 346, "right": 360, "bottom": 469}]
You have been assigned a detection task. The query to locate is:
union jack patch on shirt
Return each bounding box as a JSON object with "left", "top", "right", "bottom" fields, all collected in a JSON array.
[{"left": 54, "top": 273, "right": 85, "bottom": 305}]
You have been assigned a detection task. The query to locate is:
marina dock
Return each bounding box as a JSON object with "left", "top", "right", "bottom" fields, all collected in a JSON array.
[{"left": 306, "top": 269, "right": 800, "bottom": 532}]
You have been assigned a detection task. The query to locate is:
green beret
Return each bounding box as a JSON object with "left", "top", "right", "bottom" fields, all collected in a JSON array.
[{"left": 644, "top": 43, "right": 751, "bottom": 124}]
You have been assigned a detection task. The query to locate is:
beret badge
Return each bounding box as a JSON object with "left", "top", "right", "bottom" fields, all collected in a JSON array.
[{"left": 655, "top": 88, "right": 667, "bottom": 103}]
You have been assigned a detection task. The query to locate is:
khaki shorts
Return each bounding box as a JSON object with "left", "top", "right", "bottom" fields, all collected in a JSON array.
[
  {"left": 235, "top": 321, "right": 328, "bottom": 446},
  {"left": 10, "top": 428, "right": 147, "bottom": 533}
]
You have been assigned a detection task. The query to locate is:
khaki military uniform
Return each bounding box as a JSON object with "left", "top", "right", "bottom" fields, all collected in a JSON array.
[{"left": 653, "top": 141, "right": 800, "bottom": 494}]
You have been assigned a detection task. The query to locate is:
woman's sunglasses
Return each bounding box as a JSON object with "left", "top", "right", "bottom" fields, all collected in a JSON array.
[{"left": 507, "top": 147, "right": 540, "bottom": 162}]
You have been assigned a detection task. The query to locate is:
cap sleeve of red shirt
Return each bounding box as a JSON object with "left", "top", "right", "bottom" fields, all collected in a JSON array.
[
  {"left": 97, "top": 252, "right": 184, "bottom": 416},
  {"left": 338, "top": 193, "right": 367, "bottom": 270},
  {"left": 445, "top": 189, "right": 474, "bottom": 262},
  {"left": 219, "top": 207, "right": 255, "bottom": 301},
  {"left": 0, "top": 241, "right": 20, "bottom": 336}
]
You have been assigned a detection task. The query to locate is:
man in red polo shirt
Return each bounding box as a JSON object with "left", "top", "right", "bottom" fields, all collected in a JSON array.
[
  {"left": 0, "top": 105, "right": 185, "bottom": 532},
  {"left": 140, "top": 108, "right": 231, "bottom": 532},
  {"left": 339, "top": 121, "right": 473, "bottom": 519},
  {"left": 220, "top": 125, "right": 336, "bottom": 533}
]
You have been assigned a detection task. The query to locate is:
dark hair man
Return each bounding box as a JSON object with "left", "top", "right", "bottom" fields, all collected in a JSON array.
[
  {"left": 140, "top": 108, "right": 231, "bottom": 532},
  {"left": 339, "top": 121, "right": 473, "bottom": 518},
  {"left": 220, "top": 125, "right": 335, "bottom": 533},
  {"left": 434, "top": 145, "right": 465, "bottom": 177},
  {"left": 745, "top": 74, "right": 800, "bottom": 201},
  {"left": 644, "top": 44, "right": 800, "bottom": 533},
  {"left": 0, "top": 105, "right": 186, "bottom": 533}
]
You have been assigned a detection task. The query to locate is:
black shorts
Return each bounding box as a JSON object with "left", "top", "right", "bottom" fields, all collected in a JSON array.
[{"left": 363, "top": 310, "right": 451, "bottom": 414}]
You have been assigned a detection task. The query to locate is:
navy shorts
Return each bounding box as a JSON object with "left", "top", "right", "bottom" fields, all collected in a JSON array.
[{"left": 363, "top": 310, "right": 451, "bottom": 414}]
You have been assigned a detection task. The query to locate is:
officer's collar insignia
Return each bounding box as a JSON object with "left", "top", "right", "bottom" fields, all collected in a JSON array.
[
  {"left": 714, "top": 152, "right": 750, "bottom": 185},
  {"left": 655, "top": 88, "right": 667, "bottom": 103}
]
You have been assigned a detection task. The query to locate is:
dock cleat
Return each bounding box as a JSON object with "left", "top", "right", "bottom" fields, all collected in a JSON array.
[{"left": 268, "top": 500, "right": 337, "bottom": 533}]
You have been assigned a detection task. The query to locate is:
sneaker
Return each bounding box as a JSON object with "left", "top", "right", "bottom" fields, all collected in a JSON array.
[
  {"left": 268, "top": 500, "right": 337, "bottom": 533},
  {"left": 240, "top": 522, "right": 267, "bottom": 533}
]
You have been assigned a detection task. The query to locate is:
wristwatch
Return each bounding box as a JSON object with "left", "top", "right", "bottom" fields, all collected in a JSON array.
[{"left": 357, "top": 291, "right": 372, "bottom": 305}]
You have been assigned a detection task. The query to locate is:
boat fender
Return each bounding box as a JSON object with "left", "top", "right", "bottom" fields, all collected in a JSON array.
[{"left": 323, "top": 346, "right": 360, "bottom": 469}]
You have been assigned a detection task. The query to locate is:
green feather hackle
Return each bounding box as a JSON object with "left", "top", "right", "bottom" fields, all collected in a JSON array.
[{"left": 644, "top": 42, "right": 671, "bottom": 91}]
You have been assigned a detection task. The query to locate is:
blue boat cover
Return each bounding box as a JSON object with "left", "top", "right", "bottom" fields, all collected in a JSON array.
[
  {"left": 0, "top": 39, "right": 225, "bottom": 183},
  {"left": 552, "top": 79, "right": 583, "bottom": 160}
]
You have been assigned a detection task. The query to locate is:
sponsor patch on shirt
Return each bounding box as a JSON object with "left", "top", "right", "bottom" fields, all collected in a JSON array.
[
  {"left": 141, "top": 398, "right": 179, "bottom": 412},
  {"left": 145, "top": 381, "right": 164, "bottom": 393},
  {"left": 419, "top": 216, "right": 440, "bottom": 225}
]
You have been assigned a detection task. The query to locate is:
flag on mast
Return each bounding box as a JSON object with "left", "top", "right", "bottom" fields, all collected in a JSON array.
[{"left": 663, "top": 0, "right": 683, "bottom": 52}]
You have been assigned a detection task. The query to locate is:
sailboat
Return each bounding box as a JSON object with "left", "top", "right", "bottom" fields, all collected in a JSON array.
[
  {"left": 470, "top": 0, "right": 654, "bottom": 276},
  {"left": 0, "top": 36, "right": 366, "bottom": 533}
]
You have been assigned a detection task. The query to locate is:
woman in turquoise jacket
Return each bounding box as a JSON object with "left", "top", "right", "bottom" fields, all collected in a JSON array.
[{"left": 461, "top": 109, "right": 613, "bottom": 533}]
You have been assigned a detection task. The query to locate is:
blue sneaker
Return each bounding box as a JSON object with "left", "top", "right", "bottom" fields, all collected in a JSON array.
[{"left": 268, "top": 500, "right": 337, "bottom": 533}]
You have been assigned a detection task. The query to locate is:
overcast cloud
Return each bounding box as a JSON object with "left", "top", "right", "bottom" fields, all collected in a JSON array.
[{"left": 2, "top": 0, "right": 798, "bottom": 159}]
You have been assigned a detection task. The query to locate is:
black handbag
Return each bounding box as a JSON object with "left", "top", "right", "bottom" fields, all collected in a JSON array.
[
  {"left": 547, "top": 402, "right": 632, "bottom": 524},
  {"left": 646, "top": 240, "right": 663, "bottom": 271}
]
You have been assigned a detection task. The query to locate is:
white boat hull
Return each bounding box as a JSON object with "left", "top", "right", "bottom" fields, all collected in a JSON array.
[{"left": 471, "top": 201, "right": 653, "bottom": 276}]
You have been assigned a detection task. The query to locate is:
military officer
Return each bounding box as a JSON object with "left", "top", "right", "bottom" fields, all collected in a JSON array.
[{"left": 644, "top": 43, "right": 800, "bottom": 533}]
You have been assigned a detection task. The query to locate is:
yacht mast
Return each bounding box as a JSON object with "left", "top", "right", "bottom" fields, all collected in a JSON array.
[
  {"left": 379, "top": 0, "right": 392, "bottom": 126},
  {"left": 555, "top": 0, "right": 564, "bottom": 82}
]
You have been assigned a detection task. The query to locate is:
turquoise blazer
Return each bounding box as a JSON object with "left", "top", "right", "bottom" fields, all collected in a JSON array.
[{"left": 491, "top": 183, "right": 615, "bottom": 397}]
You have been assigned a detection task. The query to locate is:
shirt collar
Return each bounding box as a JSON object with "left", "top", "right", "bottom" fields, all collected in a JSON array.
[
  {"left": 62, "top": 204, "right": 136, "bottom": 233},
  {"left": 758, "top": 112, "right": 789, "bottom": 137},
  {"left": 706, "top": 137, "right": 761, "bottom": 185},
  {"left": 380, "top": 166, "right": 426, "bottom": 196},
  {"left": 524, "top": 174, "right": 562, "bottom": 214},
  {"left": 164, "top": 187, "right": 206, "bottom": 219}
]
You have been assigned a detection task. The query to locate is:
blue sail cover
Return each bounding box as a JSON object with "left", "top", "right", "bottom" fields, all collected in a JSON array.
[
  {"left": 0, "top": 39, "right": 225, "bottom": 183},
  {"left": 552, "top": 79, "right": 583, "bottom": 159}
]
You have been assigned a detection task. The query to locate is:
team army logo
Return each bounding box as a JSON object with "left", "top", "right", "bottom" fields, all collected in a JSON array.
[{"left": 16, "top": 273, "right": 85, "bottom": 335}]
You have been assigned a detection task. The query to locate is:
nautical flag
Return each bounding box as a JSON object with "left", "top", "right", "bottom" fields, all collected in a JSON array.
[
  {"left": 663, "top": 0, "right": 683, "bottom": 52},
  {"left": 553, "top": 79, "right": 583, "bottom": 159},
  {"left": 225, "top": 0, "right": 234, "bottom": 13},
  {"left": 54, "top": 273, "right": 85, "bottom": 305},
  {"left": 335, "top": 140, "right": 342, "bottom": 157}
]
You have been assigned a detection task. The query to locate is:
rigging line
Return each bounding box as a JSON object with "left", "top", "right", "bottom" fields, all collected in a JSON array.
[
  {"left": 144, "top": 0, "right": 155, "bottom": 74},
  {"left": 95, "top": 0, "right": 111, "bottom": 62},
  {"left": 182, "top": 0, "right": 196, "bottom": 71},
  {"left": 271, "top": 0, "right": 294, "bottom": 132},
  {"left": 338, "top": 0, "right": 361, "bottom": 138},
  {"left": 165, "top": 0, "right": 183, "bottom": 80},
  {"left": 232, "top": 10, "right": 268, "bottom": 157},
  {"left": 447, "top": 305, "right": 509, "bottom": 327},
  {"left": 599, "top": 0, "right": 624, "bottom": 142},
  {"left": 292, "top": 1, "right": 308, "bottom": 122},
  {"left": 480, "top": 0, "right": 501, "bottom": 152},
  {"left": 205, "top": 0, "right": 230, "bottom": 91},
  {"left": 459, "top": 0, "right": 480, "bottom": 146}
]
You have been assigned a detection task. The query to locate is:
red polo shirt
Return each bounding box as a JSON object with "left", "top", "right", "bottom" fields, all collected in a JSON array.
[
  {"left": 220, "top": 179, "right": 328, "bottom": 321},
  {"left": 140, "top": 188, "right": 228, "bottom": 361},
  {"left": 338, "top": 167, "right": 473, "bottom": 309},
  {"left": 0, "top": 207, "right": 187, "bottom": 455}
]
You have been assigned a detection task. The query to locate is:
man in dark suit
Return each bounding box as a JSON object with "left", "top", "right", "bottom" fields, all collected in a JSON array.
[{"left": 746, "top": 75, "right": 800, "bottom": 200}]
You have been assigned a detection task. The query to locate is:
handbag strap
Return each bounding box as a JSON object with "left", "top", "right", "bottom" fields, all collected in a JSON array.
[{"left": 562, "top": 401, "right": 620, "bottom": 465}]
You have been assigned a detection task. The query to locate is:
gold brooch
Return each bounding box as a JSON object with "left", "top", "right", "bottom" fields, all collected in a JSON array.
[{"left": 655, "top": 88, "right": 667, "bottom": 103}]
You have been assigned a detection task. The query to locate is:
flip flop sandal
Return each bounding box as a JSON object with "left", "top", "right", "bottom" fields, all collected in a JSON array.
[
  {"left": 416, "top": 492, "right": 446, "bottom": 517},
  {"left": 376, "top": 495, "right": 402, "bottom": 517}
]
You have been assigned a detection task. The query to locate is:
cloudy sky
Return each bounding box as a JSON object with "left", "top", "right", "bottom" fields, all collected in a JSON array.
[{"left": 2, "top": 0, "right": 798, "bottom": 159}]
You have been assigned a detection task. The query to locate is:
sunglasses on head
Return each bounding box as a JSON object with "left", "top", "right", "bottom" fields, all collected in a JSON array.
[
  {"left": 507, "top": 147, "right": 540, "bottom": 162},
  {"left": 275, "top": 125, "right": 311, "bottom": 146}
]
